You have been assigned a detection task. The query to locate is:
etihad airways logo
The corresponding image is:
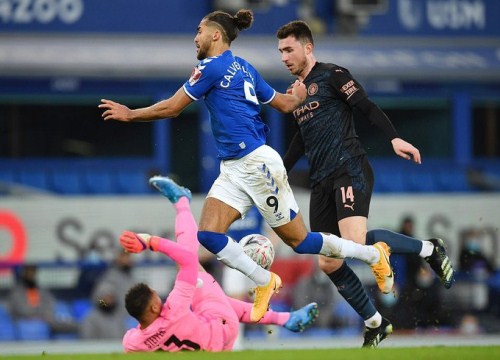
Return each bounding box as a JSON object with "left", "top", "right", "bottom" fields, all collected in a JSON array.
[{"left": 293, "top": 100, "right": 319, "bottom": 124}]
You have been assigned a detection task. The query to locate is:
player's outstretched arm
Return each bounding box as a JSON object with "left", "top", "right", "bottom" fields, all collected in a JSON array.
[
  {"left": 119, "top": 231, "right": 198, "bottom": 285},
  {"left": 269, "top": 80, "right": 306, "bottom": 113},
  {"left": 99, "top": 88, "right": 193, "bottom": 122},
  {"left": 120, "top": 231, "right": 149, "bottom": 253},
  {"left": 391, "top": 138, "right": 421, "bottom": 164},
  {"left": 119, "top": 231, "right": 197, "bottom": 266},
  {"left": 354, "top": 97, "right": 421, "bottom": 165}
]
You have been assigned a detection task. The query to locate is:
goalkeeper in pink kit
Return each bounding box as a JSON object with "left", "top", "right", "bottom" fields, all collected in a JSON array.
[{"left": 120, "top": 176, "right": 318, "bottom": 352}]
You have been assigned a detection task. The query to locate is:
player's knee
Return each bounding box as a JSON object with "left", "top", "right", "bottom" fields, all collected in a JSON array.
[{"left": 274, "top": 219, "right": 309, "bottom": 249}]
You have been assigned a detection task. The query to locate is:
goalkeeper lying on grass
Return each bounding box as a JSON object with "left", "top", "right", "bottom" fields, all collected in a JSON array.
[{"left": 119, "top": 176, "right": 318, "bottom": 352}]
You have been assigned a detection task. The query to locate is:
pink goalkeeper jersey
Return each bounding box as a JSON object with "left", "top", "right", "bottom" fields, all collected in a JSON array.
[{"left": 122, "top": 273, "right": 239, "bottom": 352}]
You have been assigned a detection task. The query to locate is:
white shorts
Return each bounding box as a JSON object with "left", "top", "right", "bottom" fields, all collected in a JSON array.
[{"left": 208, "top": 145, "right": 299, "bottom": 228}]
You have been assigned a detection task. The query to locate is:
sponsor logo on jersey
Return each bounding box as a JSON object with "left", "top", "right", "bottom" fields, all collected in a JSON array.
[
  {"left": 307, "top": 83, "right": 318, "bottom": 96},
  {"left": 340, "top": 80, "right": 359, "bottom": 100},
  {"left": 344, "top": 203, "right": 355, "bottom": 211},
  {"left": 293, "top": 100, "right": 319, "bottom": 124}
]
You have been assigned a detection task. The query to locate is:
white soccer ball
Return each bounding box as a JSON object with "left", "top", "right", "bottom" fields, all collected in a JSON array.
[{"left": 239, "top": 234, "right": 275, "bottom": 270}]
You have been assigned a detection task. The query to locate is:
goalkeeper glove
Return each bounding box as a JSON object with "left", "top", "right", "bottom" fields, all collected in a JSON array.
[{"left": 119, "top": 230, "right": 160, "bottom": 253}]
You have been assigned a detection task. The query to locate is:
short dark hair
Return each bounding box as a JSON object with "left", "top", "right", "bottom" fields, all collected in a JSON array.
[
  {"left": 125, "top": 283, "right": 154, "bottom": 321},
  {"left": 204, "top": 9, "right": 253, "bottom": 44},
  {"left": 276, "top": 20, "right": 314, "bottom": 46}
]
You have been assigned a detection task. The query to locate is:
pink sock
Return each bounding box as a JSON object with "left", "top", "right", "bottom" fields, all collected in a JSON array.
[
  {"left": 226, "top": 297, "right": 290, "bottom": 325},
  {"left": 174, "top": 197, "right": 199, "bottom": 252}
]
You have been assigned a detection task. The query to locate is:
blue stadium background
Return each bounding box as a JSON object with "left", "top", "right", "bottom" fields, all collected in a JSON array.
[
  {"left": 1, "top": 0, "right": 500, "bottom": 348},
  {"left": 1, "top": 0, "right": 500, "bottom": 194}
]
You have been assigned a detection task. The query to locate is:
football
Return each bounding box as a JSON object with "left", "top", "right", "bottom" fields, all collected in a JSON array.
[{"left": 239, "top": 234, "right": 275, "bottom": 270}]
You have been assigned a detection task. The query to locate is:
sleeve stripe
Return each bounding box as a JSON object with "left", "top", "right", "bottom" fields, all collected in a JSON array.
[
  {"left": 183, "top": 85, "right": 199, "bottom": 101},
  {"left": 261, "top": 90, "right": 276, "bottom": 104}
]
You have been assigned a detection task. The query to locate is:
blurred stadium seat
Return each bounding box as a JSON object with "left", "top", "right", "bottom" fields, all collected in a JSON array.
[
  {"left": 374, "top": 169, "right": 409, "bottom": 193},
  {"left": 18, "top": 170, "right": 51, "bottom": 192},
  {"left": 15, "top": 319, "right": 51, "bottom": 341},
  {"left": 54, "top": 300, "right": 76, "bottom": 324},
  {"left": 50, "top": 171, "right": 84, "bottom": 194},
  {"left": 0, "top": 320, "right": 16, "bottom": 341},
  {"left": 0, "top": 305, "right": 16, "bottom": 341},
  {"left": 0, "top": 169, "right": 17, "bottom": 194},
  {"left": 407, "top": 170, "right": 439, "bottom": 192},
  {"left": 0, "top": 169, "right": 16, "bottom": 183},
  {"left": 436, "top": 168, "right": 471, "bottom": 192},
  {"left": 72, "top": 299, "right": 93, "bottom": 322},
  {"left": 116, "top": 170, "right": 151, "bottom": 194},
  {"left": 83, "top": 170, "right": 116, "bottom": 194}
]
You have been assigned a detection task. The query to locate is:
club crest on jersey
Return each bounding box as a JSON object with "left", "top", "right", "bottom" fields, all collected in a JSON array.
[
  {"left": 189, "top": 67, "right": 203, "bottom": 86},
  {"left": 307, "top": 83, "right": 318, "bottom": 96}
]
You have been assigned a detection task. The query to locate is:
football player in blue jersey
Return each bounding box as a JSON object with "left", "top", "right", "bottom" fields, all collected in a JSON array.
[
  {"left": 100, "top": 9, "right": 394, "bottom": 323},
  {"left": 276, "top": 20, "right": 455, "bottom": 347}
]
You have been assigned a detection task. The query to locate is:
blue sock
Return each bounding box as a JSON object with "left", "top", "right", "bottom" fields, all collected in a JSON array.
[
  {"left": 197, "top": 231, "right": 229, "bottom": 254},
  {"left": 366, "top": 229, "right": 422, "bottom": 254},
  {"left": 328, "top": 262, "right": 377, "bottom": 320},
  {"left": 293, "top": 232, "right": 322, "bottom": 254}
]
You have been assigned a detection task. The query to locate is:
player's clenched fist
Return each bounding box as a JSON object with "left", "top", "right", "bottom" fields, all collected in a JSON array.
[
  {"left": 120, "top": 231, "right": 159, "bottom": 253},
  {"left": 290, "top": 80, "right": 306, "bottom": 102}
]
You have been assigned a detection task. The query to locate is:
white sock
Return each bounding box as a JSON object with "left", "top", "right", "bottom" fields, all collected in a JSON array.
[
  {"left": 365, "top": 312, "right": 382, "bottom": 328},
  {"left": 320, "top": 233, "right": 380, "bottom": 265},
  {"left": 216, "top": 237, "right": 271, "bottom": 286},
  {"left": 420, "top": 240, "right": 434, "bottom": 258}
]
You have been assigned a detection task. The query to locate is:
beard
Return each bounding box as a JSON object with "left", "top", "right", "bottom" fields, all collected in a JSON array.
[
  {"left": 291, "top": 62, "right": 306, "bottom": 76},
  {"left": 196, "top": 45, "right": 208, "bottom": 60},
  {"left": 287, "top": 56, "right": 309, "bottom": 77}
]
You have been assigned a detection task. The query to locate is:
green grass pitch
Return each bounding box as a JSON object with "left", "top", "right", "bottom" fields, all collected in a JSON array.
[{"left": 2, "top": 347, "right": 500, "bottom": 360}]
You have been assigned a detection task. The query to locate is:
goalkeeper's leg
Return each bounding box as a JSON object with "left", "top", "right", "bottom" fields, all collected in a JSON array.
[
  {"left": 149, "top": 175, "right": 199, "bottom": 252},
  {"left": 191, "top": 272, "right": 240, "bottom": 350},
  {"left": 173, "top": 197, "right": 199, "bottom": 253}
]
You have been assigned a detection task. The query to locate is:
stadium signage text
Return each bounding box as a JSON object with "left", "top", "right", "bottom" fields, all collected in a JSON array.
[
  {"left": 0, "top": 210, "right": 27, "bottom": 264},
  {"left": 0, "top": 195, "right": 498, "bottom": 267},
  {"left": 399, "top": 0, "right": 486, "bottom": 31},
  {"left": 426, "top": 0, "right": 485, "bottom": 30},
  {"left": 0, "top": 0, "right": 83, "bottom": 24}
]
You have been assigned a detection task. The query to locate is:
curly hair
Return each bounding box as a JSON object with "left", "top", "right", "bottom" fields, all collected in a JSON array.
[
  {"left": 204, "top": 9, "right": 253, "bottom": 44},
  {"left": 125, "top": 282, "right": 154, "bottom": 321}
]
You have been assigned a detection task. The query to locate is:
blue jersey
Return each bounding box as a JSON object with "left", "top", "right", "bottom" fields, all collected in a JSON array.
[{"left": 183, "top": 50, "right": 276, "bottom": 160}]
